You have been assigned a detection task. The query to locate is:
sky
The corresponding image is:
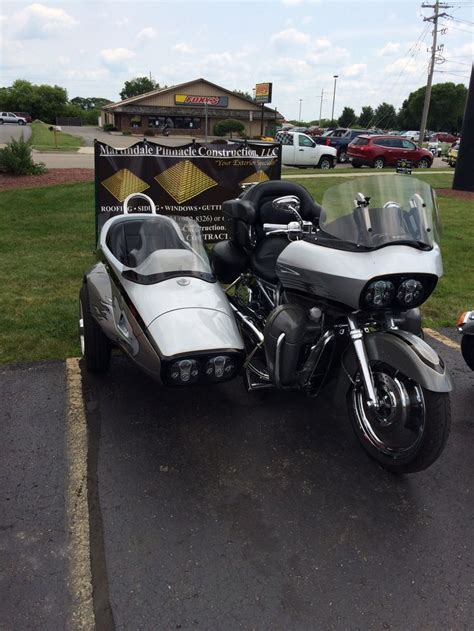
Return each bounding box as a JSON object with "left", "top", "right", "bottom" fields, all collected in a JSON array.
[{"left": 1, "top": 0, "right": 473, "bottom": 121}]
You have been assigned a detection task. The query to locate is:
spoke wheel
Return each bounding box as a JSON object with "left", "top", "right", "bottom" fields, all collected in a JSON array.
[
  {"left": 348, "top": 362, "right": 451, "bottom": 473},
  {"left": 338, "top": 150, "right": 348, "bottom": 163},
  {"left": 373, "top": 157, "right": 385, "bottom": 169}
]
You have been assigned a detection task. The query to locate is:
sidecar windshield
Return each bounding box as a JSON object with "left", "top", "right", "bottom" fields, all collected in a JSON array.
[
  {"left": 117, "top": 215, "right": 214, "bottom": 284},
  {"left": 318, "top": 175, "right": 441, "bottom": 250}
]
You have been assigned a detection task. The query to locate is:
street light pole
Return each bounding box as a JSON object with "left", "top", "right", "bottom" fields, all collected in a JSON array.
[
  {"left": 331, "top": 75, "right": 338, "bottom": 126},
  {"left": 299, "top": 99, "right": 302, "bottom": 123}
]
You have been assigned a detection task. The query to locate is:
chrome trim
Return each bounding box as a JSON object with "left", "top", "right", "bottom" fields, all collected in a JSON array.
[
  {"left": 300, "top": 330, "right": 335, "bottom": 384},
  {"left": 256, "top": 278, "right": 276, "bottom": 309},
  {"left": 230, "top": 303, "right": 264, "bottom": 344},
  {"left": 274, "top": 333, "right": 286, "bottom": 388},
  {"left": 347, "top": 314, "right": 380, "bottom": 409}
]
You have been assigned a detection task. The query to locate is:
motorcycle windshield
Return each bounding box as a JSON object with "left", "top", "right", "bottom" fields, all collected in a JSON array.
[
  {"left": 122, "top": 215, "right": 214, "bottom": 284},
  {"left": 319, "top": 175, "right": 441, "bottom": 250}
]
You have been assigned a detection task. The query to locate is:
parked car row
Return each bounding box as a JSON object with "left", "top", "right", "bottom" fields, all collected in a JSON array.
[
  {"left": 347, "top": 135, "right": 433, "bottom": 169},
  {"left": 0, "top": 112, "right": 28, "bottom": 125}
]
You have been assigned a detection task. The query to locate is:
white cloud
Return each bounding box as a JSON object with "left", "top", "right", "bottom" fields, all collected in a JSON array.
[
  {"left": 271, "top": 28, "right": 310, "bottom": 48},
  {"left": 138, "top": 27, "right": 156, "bottom": 40},
  {"left": 115, "top": 18, "right": 130, "bottom": 29},
  {"left": 100, "top": 48, "right": 136, "bottom": 70},
  {"left": 343, "top": 63, "right": 367, "bottom": 78},
  {"left": 12, "top": 3, "right": 77, "bottom": 39},
  {"left": 173, "top": 42, "right": 195, "bottom": 55},
  {"left": 378, "top": 42, "right": 401, "bottom": 57},
  {"left": 384, "top": 57, "right": 421, "bottom": 76},
  {"left": 62, "top": 68, "right": 110, "bottom": 81}
]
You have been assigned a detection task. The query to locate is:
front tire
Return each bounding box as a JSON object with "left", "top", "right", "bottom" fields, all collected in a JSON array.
[
  {"left": 348, "top": 362, "right": 451, "bottom": 473},
  {"left": 373, "top": 157, "right": 385, "bottom": 169},
  {"left": 79, "top": 283, "right": 111, "bottom": 373},
  {"left": 417, "top": 157, "right": 431, "bottom": 168},
  {"left": 318, "top": 156, "right": 332, "bottom": 169},
  {"left": 338, "top": 149, "right": 348, "bottom": 163}
]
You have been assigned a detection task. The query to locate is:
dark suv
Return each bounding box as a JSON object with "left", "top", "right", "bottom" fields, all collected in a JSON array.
[
  {"left": 314, "top": 128, "right": 369, "bottom": 162},
  {"left": 347, "top": 135, "right": 433, "bottom": 169}
]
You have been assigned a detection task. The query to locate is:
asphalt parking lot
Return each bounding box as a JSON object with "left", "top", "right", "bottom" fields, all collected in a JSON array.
[{"left": 1, "top": 330, "right": 473, "bottom": 630}]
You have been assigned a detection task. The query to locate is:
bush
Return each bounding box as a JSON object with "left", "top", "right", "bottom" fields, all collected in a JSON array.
[
  {"left": 213, "top": 119, "right": 245, "bottom": 138},
  {"left": 0, "top": 135, "right": 46, "bottom": 175},
  {"left": 103, "top": 123, "right": 117, "bottom": 132}
]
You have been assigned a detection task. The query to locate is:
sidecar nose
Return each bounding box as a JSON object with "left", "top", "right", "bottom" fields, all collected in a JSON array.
[{"left": 147, "top": 308, "right": 244, "bottom": 358}]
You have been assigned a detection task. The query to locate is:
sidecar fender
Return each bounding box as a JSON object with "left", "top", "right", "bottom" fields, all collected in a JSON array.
[{"left": 337, "top": 329, "right": 453, "bottom": 398}]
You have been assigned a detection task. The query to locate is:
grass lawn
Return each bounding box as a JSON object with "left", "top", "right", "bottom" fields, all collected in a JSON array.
[
  {"left": 0, "top": 172, "right": 471, "bottom": 363},
  {"left": 30, "top": 121, "right": 84, "bottom": 152}
]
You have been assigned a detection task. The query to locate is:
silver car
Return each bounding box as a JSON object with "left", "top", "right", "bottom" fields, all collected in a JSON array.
[{"left": 0, "top": 112, "right": 27, "bottom": 125}]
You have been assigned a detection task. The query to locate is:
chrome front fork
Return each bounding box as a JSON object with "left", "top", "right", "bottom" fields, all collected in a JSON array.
[{"left": 347, "top": 315, "right": 380, "bottom": 409}]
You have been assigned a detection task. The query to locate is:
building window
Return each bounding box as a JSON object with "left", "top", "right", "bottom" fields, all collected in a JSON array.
[
  {"left": 148, "top": 116, "right": 167, "bottom": 128},
  {"left": 130, "top": 116, "right": 142, "bottom": 129}
]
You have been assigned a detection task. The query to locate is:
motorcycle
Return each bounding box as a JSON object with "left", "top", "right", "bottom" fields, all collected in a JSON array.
[
  {"left": 212, "top": 175, "right": 452, "bottom": 473},
  {"left": 456, "top": 310, "right": 474, "bottom": 370},
  {"left": 79, "top": 175, "right": 452, "bottom": 474}
]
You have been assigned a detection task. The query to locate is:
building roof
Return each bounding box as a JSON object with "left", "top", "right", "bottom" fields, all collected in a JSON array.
[{"left": 103, "top": 77, "right": 281, "bottom": 116}]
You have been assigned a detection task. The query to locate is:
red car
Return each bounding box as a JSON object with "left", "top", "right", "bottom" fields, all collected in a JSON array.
[
  {"left": 14, "top": 111, "right": 32, "bottom": 123},
  {"left": 430, "top": 132, "right": 456, "bottom": 143},
  {"left": 348, "top": 135, "right": 433, "bottom": 169}
]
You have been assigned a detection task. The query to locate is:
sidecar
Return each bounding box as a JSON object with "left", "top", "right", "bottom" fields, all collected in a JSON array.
[
  {"left": 79, "top": 194, "right": 244, "bottom": 385},
  {"left": 457, "top": 310, "right": 474, "bottom": 371}
]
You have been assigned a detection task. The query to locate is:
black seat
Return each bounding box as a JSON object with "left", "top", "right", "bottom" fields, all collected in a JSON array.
[
  {"left": 250, "top": 235, "right": 289, "bottom": 284},
  {"left": 106, "top": 220, "right": 143, "bottom": 265}
]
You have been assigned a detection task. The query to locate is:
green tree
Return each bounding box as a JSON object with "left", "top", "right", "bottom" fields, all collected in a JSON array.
[
  {"left": 214, "top": 119, "right": 245, "bottom": 137},
  {"left": 120, "top": 77, "right": 161, "bottom": 100},
  {"left": 71, "top": 96, "right": 112, "bottom": 110},
  {"left": 373, "top": 102, "right": 397, "bottom": 130},
  {"left": 338, "top": 107, "right": 357, "bottom": 127},
  {"left": 233, "top": 89, "right": 253, "bottom": 101},
  {"left": 398, "top": 82, "right": 467, "bottom": 132},
  {"left": 358, "top": 106, "right": 374, "bottom": 128},
  {"left": 0, "top": 80, "right": 68, "bottom": 123}
]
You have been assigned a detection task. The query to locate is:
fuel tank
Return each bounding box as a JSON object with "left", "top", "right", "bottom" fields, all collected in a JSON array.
[{"left": 276, "top": 240, "right": 443, "bottom": 310}]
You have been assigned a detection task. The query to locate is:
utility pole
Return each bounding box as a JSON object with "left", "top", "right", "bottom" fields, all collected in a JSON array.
[
  {"left": 317, "top": 89, "right": 326, "bottom": 127},
  {"left": 418, "top": 1, "right": 451, "bottom": 147},
  {"left": 331, "top": 75, "right": 338, "bottom": 126}
]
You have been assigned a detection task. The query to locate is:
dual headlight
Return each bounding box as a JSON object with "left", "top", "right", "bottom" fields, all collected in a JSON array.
[
  {"left": 166, "top": 354, "right": 239, "bottom": 386},
  {"left": 361, "top": 275, "right": 437, "bottom": 310}
]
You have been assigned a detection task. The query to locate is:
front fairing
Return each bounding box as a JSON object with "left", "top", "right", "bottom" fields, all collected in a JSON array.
[{"left": 317, "top": 175, "right": 442, "bottom": 251}]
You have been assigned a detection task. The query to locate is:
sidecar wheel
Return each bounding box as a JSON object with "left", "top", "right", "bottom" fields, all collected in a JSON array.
[
  {"left": 461, "top": 335, "right": 474, "bottom": 370},
  {"left": 348, "top": 362, "right": 450, "bottom": 473},
  {"left": 79, "top": 283, "right": 111, "bottom": 373}
]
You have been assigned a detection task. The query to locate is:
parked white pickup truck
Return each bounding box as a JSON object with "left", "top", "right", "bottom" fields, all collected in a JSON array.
[{"left": 275, "top": 130, "right": 337, "bottom": 169}]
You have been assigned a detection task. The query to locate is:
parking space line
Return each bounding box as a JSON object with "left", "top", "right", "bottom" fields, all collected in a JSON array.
[
  {"left": 65, "top": 357, "right": 95, "bottom": 630},
  {"left": 424, "top": 328, "right": 461, "bottom": 350}
]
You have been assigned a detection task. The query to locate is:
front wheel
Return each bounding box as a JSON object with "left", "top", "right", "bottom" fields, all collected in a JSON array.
[
  {"left": 348, "top": 362, "right": 451, "bottom": 473},
  {"left": 79, "top": 283, "right": 111, "bottom": 373},
  {"left": 373, "top": 157, "right": 385, "bottom": 169},
  {"left": 338, "top": 149, "right": 348, "bottom": 163},
  {"left": 318, "top": 156, "right": 332, "bottom": 169},
  {"left": 417, "top": 157, "right": 431, "bottom": 168}
]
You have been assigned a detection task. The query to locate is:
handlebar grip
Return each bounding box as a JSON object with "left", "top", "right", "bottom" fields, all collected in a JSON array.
[{"left": 263, "top": 223, "right": 288, "bottom": 232}]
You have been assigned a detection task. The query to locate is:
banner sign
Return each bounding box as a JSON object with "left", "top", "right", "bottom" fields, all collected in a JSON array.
[
  {"left": 175, "top": 94, "right": 229, "bottom": 107},
  {"left": 94, "top": 140, "right": 281, "bottom": 242},
  {"left": 255, "top": 83, "right": 272, "bottom": 104}
]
